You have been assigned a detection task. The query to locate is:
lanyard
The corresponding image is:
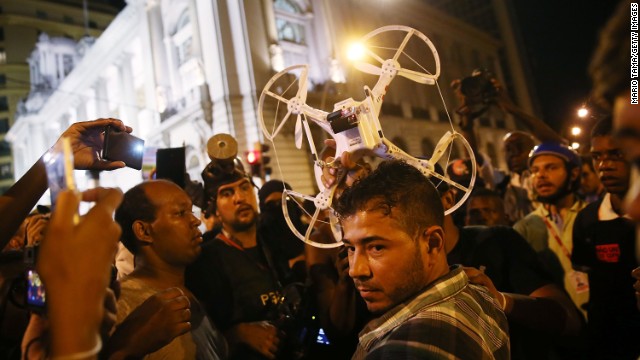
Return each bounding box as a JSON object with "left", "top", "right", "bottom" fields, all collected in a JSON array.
[
  {"left": 215, "top": 231, "right": 282, "bottom": 288},
  {"left": 542, "top": 216, "right": 571, "bottom": 260},
  {"left": 217, "top": 231, "right": 244, "bottom": 251}
]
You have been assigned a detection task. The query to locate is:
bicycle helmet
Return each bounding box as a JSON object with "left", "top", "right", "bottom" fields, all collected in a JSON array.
[{"left": 528, "top": 142, "right": 581, "bottom": 168}]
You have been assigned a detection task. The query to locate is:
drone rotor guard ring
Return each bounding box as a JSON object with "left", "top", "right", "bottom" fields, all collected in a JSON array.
[{"left": 281, "top": 189, "right": 344, "bottom": 249}]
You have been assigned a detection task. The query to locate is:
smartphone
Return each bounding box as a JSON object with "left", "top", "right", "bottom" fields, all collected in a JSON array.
[
  {"left": 156, "top": 147, "right": 186, "bottom": 188},
  {"left": 25, "top": 269, "right": 46, "bottom": 310},
  {"left": 35, "top": 137, "right": 78, "bottom": 311},
  {"left": 102, "top": 126, "right": 145, "bottom": 170},
  {"left": 44, "top": 137, "right": 77, "bottom": 212}
]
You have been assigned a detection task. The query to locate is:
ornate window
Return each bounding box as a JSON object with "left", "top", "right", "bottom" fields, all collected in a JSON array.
[
  {"left": 273, "top": 0, "right": 312, "bottom": 69},
  {"left": 174, "top": 12, "right": 193, "bottom": 66}
]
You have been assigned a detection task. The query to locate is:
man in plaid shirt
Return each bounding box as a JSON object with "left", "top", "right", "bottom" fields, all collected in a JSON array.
[{"left": 335, "top": 160, "right": 510, "bottom": 359}]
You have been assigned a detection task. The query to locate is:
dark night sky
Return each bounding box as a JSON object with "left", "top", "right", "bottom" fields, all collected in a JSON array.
[{"left": 512, "top": 1, "right": 621, "bottom": 135}]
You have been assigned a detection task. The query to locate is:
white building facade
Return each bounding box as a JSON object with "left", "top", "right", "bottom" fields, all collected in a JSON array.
[{"left": 8, "top": 0, "right": 533, "bottom": 197}]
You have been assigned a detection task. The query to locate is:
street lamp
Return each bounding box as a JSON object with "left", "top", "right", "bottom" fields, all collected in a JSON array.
[
  {"left": 577, "top": 107, "right": 588, "bottom": 118},
  {"left": 346, "top": 42, "right": 365, "bottom": 61},
  {"left": 571, "top": 126, "right": 582, "bottom": 136}
]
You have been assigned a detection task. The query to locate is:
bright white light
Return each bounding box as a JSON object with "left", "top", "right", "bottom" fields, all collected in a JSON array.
[
  {"left": 571, "top": 126, "right": 581, "bottom": 136},
  {"left": 571, "top": 142, "right": 580, "bottom": 150},
  {"left": 135, "top": 144, "right": 144, "bottom": 153},
  {"left": 577, "top": 107, "right": 588, "bottom": 118},
  {"left": 346, "top": 42, "right": 366, "bottom": 61},
  {"left": 42, "top": 152, "right": 52, "bottom": 163}
]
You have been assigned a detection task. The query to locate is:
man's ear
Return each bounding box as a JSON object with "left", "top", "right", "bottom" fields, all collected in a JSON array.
[
  {"left": 440, "top": 189, "right": 456, "bottom": 211},
  {"left": 132, "top": 220, "right": 153, "bottom": 245},
  {"left": 570, "top": 166, "right": 580, "bottom": 182},
  {"left": 420, "top": 225, "right": 445, "bottom": 254}
]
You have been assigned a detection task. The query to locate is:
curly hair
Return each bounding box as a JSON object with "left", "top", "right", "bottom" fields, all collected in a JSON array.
[
  {"left": 334, "top": 160, "right": 444, "bottom": 238},
  {"left": 114, "top": 182, "right": 159, "bottom": 255},
  {"left": 589, "top": 1, "right": 630, "bottom": 109}
]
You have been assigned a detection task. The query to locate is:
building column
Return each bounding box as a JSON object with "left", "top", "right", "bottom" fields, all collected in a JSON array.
[
  {"left": 117, "top": 53, "right": 139, "bottom": 132},
  {"left": 146, "top": 0, "right": 172, "bottom": 108},
  {"left": 75, "top": 95, "right": 87, "bottom": 122},
  {"left": 29, "top": 122, "right": 47, "bottom": 158},
  {"left": 94, "top": 77, "right": 109, "bottom": 116}
]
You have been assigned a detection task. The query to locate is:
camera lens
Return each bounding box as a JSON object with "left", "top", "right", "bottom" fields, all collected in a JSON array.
[{"left": 460, "top": 76, "right": 484, "bottom": 97}]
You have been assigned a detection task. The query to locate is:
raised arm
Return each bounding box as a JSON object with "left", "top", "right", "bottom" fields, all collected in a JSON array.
[
  {"left": 492, "top": 79, "right": 566, "bottom": 144},
  {"left": 0, "top": 118, "right": 131, "bottom": 249}
]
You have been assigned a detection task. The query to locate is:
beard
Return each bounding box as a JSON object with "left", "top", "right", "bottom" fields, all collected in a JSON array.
[
  {"left": 536, "top": 175, "right": 573, "bottom": 204},
  {"left": 228, "top": 209, "right": 258, "bottom": 232},
  {"left": 375, "top": 242, "right": 427, "bottom": 314}
]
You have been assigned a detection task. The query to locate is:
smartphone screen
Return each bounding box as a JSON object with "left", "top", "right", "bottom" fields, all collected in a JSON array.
[
  {"left": 44, "top": 137, "right": 76, "bottom": 211},
  {"left": 102, "top": 126, "right": 145, "bottom": 170},
  {"left": 26, "top": 269, "right": 46, "bottom": 309}
]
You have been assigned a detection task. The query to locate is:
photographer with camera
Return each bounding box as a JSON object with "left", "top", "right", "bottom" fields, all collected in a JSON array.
[
  {"left": 185, "top": 160, "right": 291, "bottom": 360},
  {"left": 452, "top": 69, "right": 566, "bottom": 224}
]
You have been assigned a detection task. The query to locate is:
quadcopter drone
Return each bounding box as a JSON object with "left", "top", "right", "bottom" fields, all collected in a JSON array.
[{"left": 258, "top": 25, "right": 476, "bottom": 248}]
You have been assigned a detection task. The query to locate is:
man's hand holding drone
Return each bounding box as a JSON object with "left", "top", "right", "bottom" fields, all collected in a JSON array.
[{"left": 320, "top": 139, "right": 372, "bottom": 194}]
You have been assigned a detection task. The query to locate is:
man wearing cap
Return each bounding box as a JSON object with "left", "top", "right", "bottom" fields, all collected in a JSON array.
[
  {"left": 185, "top": 164, "right": 284, "bottom": 360},
  {"left": 514, "top": 142, "right": 588, "bottom": 316}
]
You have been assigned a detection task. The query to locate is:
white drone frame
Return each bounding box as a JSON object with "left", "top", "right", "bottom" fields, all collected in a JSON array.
[{"left": 258, "top": 25, "right": 476, "bottom": 248}]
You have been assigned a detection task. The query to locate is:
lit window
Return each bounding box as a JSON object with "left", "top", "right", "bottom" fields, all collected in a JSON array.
[{"left": 273, "top": 0, "right": 311, "bottom": 68}]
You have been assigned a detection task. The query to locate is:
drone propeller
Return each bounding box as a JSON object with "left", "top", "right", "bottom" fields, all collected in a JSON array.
[
  {"left": 353, "top": 59, "right": 435, "bottom": 84},
  {"left": 294, "top": 114, "right": 303, "bottom": 149},
  {"left": 353, "top": 61, "right": 382, "bottom": 76}
]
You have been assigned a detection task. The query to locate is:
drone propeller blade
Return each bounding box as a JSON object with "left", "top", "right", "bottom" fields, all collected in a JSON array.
[
  {"left": 429, "top": 131, "right": 455, "bottom": 164},
  {"left": 298, "top": 67, "right": 309, "bottom": 100},
  {"left": 295, "top": 114, "right": 303, "bottom": 149},
  {"left": 398, "top": 68, "right": 436, "bottom": 85},
  {"left": 353, "top": 61, "right": 382, "bottom": 76}
]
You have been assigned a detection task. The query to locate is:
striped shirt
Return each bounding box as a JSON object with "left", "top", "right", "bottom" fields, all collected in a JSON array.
[{"left": 352, "top": 266, "right": 510, "bottom": 359}]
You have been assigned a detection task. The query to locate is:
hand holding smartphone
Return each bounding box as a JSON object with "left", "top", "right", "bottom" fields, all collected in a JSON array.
[
  {"left": 28, "top": 137, "right": 78, "bottom": 311},
  {"left": 44, "top": 137, "right": 77, "bottom": 215}
]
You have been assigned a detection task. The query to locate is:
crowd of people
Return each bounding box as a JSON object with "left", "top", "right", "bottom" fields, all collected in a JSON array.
[{"left": 0, "top": 1, "right": 638, "bottom": 359}]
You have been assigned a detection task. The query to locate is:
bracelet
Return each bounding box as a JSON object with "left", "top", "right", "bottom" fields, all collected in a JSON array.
[{"left": 51, "top": 336, "right": 102, "bottom": 360}]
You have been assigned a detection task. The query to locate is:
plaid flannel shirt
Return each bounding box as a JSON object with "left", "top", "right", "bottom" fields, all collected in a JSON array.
[{"left": 352, "top": 266, "right": 510, "bottom": 360}]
